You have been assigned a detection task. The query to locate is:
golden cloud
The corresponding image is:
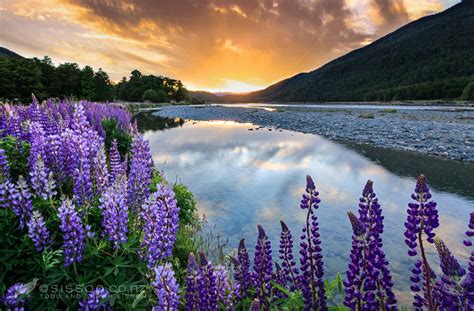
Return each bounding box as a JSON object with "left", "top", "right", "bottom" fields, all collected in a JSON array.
[{"left": 0, "top": 0, "right": 452, "bottom": 91}]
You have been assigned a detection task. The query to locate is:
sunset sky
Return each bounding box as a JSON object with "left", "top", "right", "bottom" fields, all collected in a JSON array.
[{"left": 0, "top": 0, "right": 459, "bottom": 93}]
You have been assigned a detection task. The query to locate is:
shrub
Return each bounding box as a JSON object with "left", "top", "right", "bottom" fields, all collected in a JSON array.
[
  {"left": 461, "top": 81, "right": 474, "bottom": 100},
  {"left": 142, "top": 89, "right": 168, "bottom": 103}
]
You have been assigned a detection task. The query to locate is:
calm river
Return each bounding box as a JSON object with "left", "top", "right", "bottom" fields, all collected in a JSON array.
[{"left": 136, "top": 110, "right": 473, "bottom": 303}]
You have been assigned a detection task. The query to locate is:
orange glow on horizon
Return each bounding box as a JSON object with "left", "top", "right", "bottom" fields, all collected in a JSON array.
[{"left": 0, "top": 0, "right": 456, "bottom": 93}]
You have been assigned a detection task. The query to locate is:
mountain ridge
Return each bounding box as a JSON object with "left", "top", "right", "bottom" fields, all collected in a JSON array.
[{"left": 210, "top": 0, "right": 474, "bottom": 103}]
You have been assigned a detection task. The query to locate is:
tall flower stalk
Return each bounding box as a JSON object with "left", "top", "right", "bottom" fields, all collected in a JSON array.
[
  {"left": 404, "top": 175, "right": 439, "bottom": 310},
  {"left": 140, "top": 184, "right": 179, "bottom": 268},
  {"left": 434, "top": 238, "right": 466, "bottom": 309},
  {"left": 299, "top": 175, "right": 326, "bottom": 310},
  {"left": 98, "top": 175, "right": 128, "bottom": 249},
  {"left": 58, "top": 198, "right": 85, "bottom": 266},
  {"left": 152, "top": 263, "right": 180, "bottom": 311},
  {"left": 345, "top": 180, "right": 397, "bottom": 310},
  {"left": 127, "top": 132, "right": 153, "bottom": 211},
  {"left": 232, "top": 239, "right": 251, "bottom": 300},
  {"left": 27, "top": 210, "right": 50, "bottom": 252},
  {"left": 279, "top": 220, "right": 299, "bottom": 290},
  {"left": 253, "top": 224, "right": 273, "bottom": 309}
]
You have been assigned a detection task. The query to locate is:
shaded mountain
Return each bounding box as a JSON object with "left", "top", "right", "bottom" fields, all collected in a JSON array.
[
  {"left": 0, "top": 47, "right": 24, "bottom": 60},
  {"left": 222, "top": 0, "right": 474, "bottom": 102},
  {"left": 188, "top": 90, "right": 221, "bottom": 103}
]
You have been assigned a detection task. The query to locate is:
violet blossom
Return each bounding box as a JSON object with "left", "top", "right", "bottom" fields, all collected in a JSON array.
[
  {"left": 58, "top": 198, "right": 85, "bottom": 266},
  {"left": 98, "top": 175, "right": 128, "bottom": 249},
  {"left": 152, "top": 263, "right": 180, "bottom": 311},
  {"left": 27, "top": 210, "right": 50, "bottom": 252},
  {"left": 299, "top": 175, "right": 326, "bottom": 310}
]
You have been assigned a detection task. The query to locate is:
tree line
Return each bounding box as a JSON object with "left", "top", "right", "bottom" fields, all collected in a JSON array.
[{"left": 0, "top": 55, "right": 189, "bottom": 103}]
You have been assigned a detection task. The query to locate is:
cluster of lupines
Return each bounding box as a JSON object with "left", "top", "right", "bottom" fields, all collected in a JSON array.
[
  {"left": 183, "top": 252, "right": 234, "bottom": 310},
  {"left": 1, "top": 100, "right": 186, "bottom": 309},
  {"left": 403, "top": 175, "right": 474, "bottom": 310},
  {"left": 3, "top": 100, "right": 474, "bottom": 310},
  {"left": 344, "top": 180, "right": 397, "bottom": 310}
]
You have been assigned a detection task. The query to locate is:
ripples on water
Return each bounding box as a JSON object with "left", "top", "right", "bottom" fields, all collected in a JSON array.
[{"left": 138, "top": 115, "right": 473, "bottom": 304}]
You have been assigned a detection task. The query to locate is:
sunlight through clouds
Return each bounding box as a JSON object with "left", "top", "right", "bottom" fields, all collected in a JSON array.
[{"left": 0, "top": 0, "right": 457, "bottom": 91}]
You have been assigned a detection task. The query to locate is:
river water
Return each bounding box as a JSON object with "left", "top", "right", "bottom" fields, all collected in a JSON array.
[{"left": 136, "top": 111, "right": 473, "bottom": 303}]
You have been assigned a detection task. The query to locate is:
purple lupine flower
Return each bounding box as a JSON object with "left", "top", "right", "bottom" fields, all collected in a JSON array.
[
  {"left": 463, "top": 212, "right": 474, "bottom": 309},
  {"left": 343, "top": 211, "right": 366, "bottom": 310},
  {"left": 92, "top": 145, "right": 109, "bottom": 195},
  {"left": 197, "top": 252, "right": 218, "bottom": 310},
  {"left": 71, "top": 103, "right": 99, "bottom": 206},
  {"left": 351, "top": 181, "right": 397, "bottom": 309},
  {"left": 185, "top": 253, "right": 200, "bottom": 310},
  {"left": 434, "top": 238, "right": 468, "bottom": 309},
  {"left": 214, "top": 265, "right": 233, "bottom": 308},
  {"left": 235, "top": 239, "right": 251, "bottom": 299},
  {"left": 78, "top": 287, "right": 110, "bottom": 310},
  {"left": 3, "top": 283, "right": 29, "bottom": 309},
  {"left": 405, "top": 175, "right": 439, "bottom": 256},
  {"left": 127, "top": 133, "right": 153, "bottom": 211},
  {"left": 272, "top": 262, "right": 287, "bottom": 300},
  {"left": 152, "top": 263, "right": 180, "bottom": 311},
  {"left": 58, "top": 198, "right": 85, "bottom": 266},
  {"left": 109, "top": 139, "right": 124, "bottom": 185},
  {"left": 252, "top": 224, "right": 273, "bottom": 309},
  {"left": 435, "top": 238, "right": 465, "bottom": 279},
  {"left": 140, "top": 184, "right": 180, "bottom": 268},
  {"left": 347, "top": 211, "right": 366, "bottom": 236},
  {"left": 27, "top": 122, "right": 46, "bottom": 172},
  {"left": 27, "top": 210, "right": 50, "bottom": 252},
  {"left": 410, "top": 260, "right": 424, "bottom": 310},
  {"left": 0, "top": 149, "right": 9, "bottom": 209},
  {"left": 58, "top": 129, "right": 78, "bottom": 180},
  {"left": 29, "top": 155, "right": 51, "bottom": 200},
  {"left": 98, "top": 176, "right": 128, "bottom": 249},
  {"left": 279, "top": 220, "right": 299, "bottom": 290},
  {"left": 9, "top": 176, "right": 33, "bottom": 230},
  {"left": 405, "top": 175, "right": 439, "bottom": 310},
  {"left": 0, "top": 148, "right": 9, "bottom": 179},
  {"left": 299, "top": 175, "right": 326, "bottom": 310},
  {"left": 73, "top": 146, "right": 93, "bottom": 206}
]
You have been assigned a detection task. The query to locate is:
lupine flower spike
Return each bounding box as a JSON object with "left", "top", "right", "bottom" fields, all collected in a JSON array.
[
  {"left": 78, "top": 287, "right": 110, "bottom": 311},
  {"left": 152, "top": 263, "right": 180, "bottom": 311},
  {"left": 299, "top": 175, "right": 326, "bottom": 310},
  {"left": 279, "top": 220, "right": 299, "bottom": 290},
  {"left": 405, "top": 175, "right": 439, "bottom": 310},
  {"left": 253, "top": 224, "right": 273, "bottom": 309},
  {"left": 58, "top": 198, "right": 85, "bottom": 266}
]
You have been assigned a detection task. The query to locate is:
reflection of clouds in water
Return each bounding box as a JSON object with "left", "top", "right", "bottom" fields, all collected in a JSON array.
[{"left": 145, "top": 119, "right": 474, "bottom": 304}]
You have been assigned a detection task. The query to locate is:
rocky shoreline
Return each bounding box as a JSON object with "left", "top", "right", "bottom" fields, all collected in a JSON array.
[{"left": 153, "top": 104, "right": 474, "bottom": 161}]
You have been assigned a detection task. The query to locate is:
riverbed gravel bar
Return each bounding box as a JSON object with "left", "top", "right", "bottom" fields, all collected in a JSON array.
[{"left": 154, "top": 104, "right": 474, "bottom": 161}]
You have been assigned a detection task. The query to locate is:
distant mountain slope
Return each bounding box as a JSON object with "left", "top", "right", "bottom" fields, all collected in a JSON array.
[
  {"left": 0, "top": 47, "right": 24, "bottom": 60},
  {"left": 188, "top": 90, "right": 221, "bottom": 103},
  {"left": 228, "top": 0, "right": 474, "bottom": 102}
]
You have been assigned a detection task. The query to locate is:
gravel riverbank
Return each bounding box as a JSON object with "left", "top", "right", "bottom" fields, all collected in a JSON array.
[{"left": 153, "top": 104, "right": 474, "bottom": 161}]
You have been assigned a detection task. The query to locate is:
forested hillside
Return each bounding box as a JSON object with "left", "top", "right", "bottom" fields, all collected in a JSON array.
[
  {"left": 222, "top": 0, "right": 474, "bottom": 102},
  {"left": 0, "top": 49, "right": 189, "bottom": 103}
]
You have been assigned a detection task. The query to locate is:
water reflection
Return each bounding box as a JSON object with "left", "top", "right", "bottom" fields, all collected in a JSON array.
[
  {"left": 133, "top": 112, "right": 184, "bottom": 133},
  {"left": 139, "top": 117, "right": 473, "bottom": 304}
]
